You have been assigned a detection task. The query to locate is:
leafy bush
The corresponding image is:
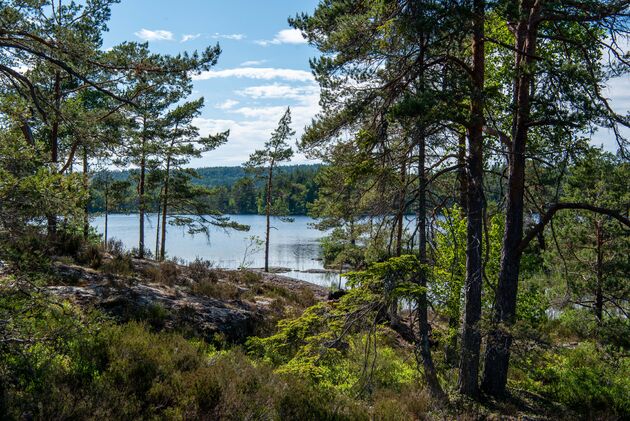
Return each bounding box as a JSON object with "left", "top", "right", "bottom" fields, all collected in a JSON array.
[
  {"left": 53, "top": 229, "right": 84, "bottom": 256},
  {"left": 0, "top": 300, "right": 372, "bottom": 420},
  {"left": 226, "top": 269, "right": 262, "bottom": 285},
  {"left": 106, "top": 238, "right": 126, "bottom": 257},
  {"left": 76, "top": 242, "right": 103, "bottom": 269},
  {"left": 553, "top": 308, "right": 630, "bottom": 349},
  {"left": 1, "top": 229, "right": 52, "bottom": 272},
  {"left": 146, "top": 260, "right": 180, "bottom": 285},
  {"left": 192, "top": 279, "right": 240, "bottom": 300},
  {"left": 533, "top": 342, "right": 630, "bottom": 418},
  {"left": 187, "top": 257, "right": 218, "bottom": 283},
  {"left": 320, "top": 235, "right": 364, "bottom": 269},
  {"left": 101, "top": 252, "right": 134, "bottom": 276}
]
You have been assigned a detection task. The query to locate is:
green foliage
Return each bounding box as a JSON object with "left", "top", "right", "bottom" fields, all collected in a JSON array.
[
  {"left": 89, "top": 164, "right": 321, "bottom": 215},
  {"left": 249, "top": 256, "right": 422, "bottom": 396},
  {"left": 544, "top": 149, "right": 630, "bottom": 324},
  {"left": 345, "top": 255, "right": 426, "bottom": 300},
  {"left": 532, "top": 343, "right": 630, "bottom": 418},
  {"left": 0, "top": 291, "right": 371, "bottom": 420},
  {"left": 186, "top": 257, "right": 218, "bottom": 283}
]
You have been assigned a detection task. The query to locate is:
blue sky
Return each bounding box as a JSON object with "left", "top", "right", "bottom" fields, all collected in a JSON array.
[
  {"left": 102, "top": 0, "right": 322, "bottom": 166},
  {"left": 100, "top": 1, "right": 628, "bottom": 167}
]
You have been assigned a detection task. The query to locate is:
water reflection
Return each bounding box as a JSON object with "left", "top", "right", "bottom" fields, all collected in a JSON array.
[{"left": 91, "top": 214, "right": 339, "bottom": 287}]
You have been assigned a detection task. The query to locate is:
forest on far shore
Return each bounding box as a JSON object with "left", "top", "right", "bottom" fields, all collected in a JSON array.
[{"left": 88, "top": 164, "right": 321, "bottom": 215}]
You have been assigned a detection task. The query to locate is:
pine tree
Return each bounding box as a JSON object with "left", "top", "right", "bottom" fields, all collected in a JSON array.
[{"left": 244, "top": 107, "right": 294, "bottom": 272}]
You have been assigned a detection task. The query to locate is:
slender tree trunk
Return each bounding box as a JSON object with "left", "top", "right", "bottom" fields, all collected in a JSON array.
[
  {"left": 417, "top": 126, "right": 446, "bottom": 400},
  {"left": 447, "top": 130, "right": 467, "bottom": 367},
  {"left": 595, "top": 221, "right": 604, "bottom": 323},
  {"left": 160, "top": 159, "right": 171, "bottom": 261},
  {"left": 47, "top": 70, "right": 62, "bottom": 239},
  {"left": 104, "top": 181, "right": 109, "bottom": 248},
  {"left": 82, "top": 146, "right": 89, "bottom": 240},
  {"left": 264, "top": 164, "right": 274, "bottom": 272},
  {"left": 389, "top": 155, "right": 408, "bottom": 321},
  {"left": 349, "top": 220, "right": 356, "bottom": 246},
  {"left": 482, "top": 1, "right": 540, "bottom": 397},
  {"left": 457, "top": 130, "right": 468, "bottom": 215},
  {"left": 458, "top": 0, "right": 485, "bottom": 398},
  {"left": 51, "top": 71, "right": 61, "bottom": 165},
  {"left": 138, "top": 117, "right": 147, "bottom": 259},
  {"left": 155, "top": 195, "right": 161, "bottom": 260},
  {"left": 104, "top": 212, "right": 109, "bottom": 249},
  {"left": 446, "top": 308, "right": 460, "bottom": 367},
  {"left": 396, "top": 155, "right": 408, "bottom": 257}
]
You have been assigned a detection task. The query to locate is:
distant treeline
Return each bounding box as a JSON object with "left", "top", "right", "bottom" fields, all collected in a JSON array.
[{"left": 89, "top": 164, "right": 322, "bottom": 216}]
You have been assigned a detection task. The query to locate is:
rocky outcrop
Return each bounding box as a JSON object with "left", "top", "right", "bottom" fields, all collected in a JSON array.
[
  {"left": 46, "top": 261, "right": 327, "bottom": 343},
  {"left": 48, "top": 281, "right": 258, "bottom": 343}
]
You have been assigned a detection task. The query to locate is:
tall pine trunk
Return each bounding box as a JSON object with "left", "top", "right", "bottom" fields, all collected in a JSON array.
[
  {"left": 416, "top": 127, "right": 445, "bottom": 400},
  {"left": 155, "top": 194, "right": 162, "bottom": 260},
  {"left": 82, "top": 146, "right": 89, "bottom": 240},
  {"left": 446, "top": 130, "right": 468, "bottom": 367},
  {"left": 104, "top": 179, "right": 109, "bottom": 248},
  {"left": 457, "top": 131, "right": 468, "bottom": 215},
  {"left": 264, "top": 164, "right": 274, "bottom": 272},
  {"left": 47, "top": 70, "right": 62, "bottom": 239},
  {"left": 458, "top": 0, "right": 485, "bottom": 397},
  {"left": 595, "top": 220, "right": 604, "bottom": 323},
  {"left": 138, "top": 118, "right": 147, "bottom": 259},
  {"left": 160, "top": 158, "right": 171, "bottom": 261},
  {"left": 482, "top": 1, "right": 540, "bottom": 397},
  {"left": 395, "top": 155, "right": 407, "bottom": 257}
]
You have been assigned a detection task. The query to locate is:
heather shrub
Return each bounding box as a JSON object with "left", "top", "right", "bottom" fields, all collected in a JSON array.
[{"left": 187, "top": 257, "right": 218, "bottom": 283}]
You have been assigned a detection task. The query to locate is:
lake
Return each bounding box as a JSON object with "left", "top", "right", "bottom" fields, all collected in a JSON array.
[{"left": 91, "top": 214, "right": 341, "bottom": 287}]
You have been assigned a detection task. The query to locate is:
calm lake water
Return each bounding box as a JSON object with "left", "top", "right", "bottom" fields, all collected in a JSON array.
[{"left": 92, "top": 214, "right": 341, "bottom": 287}]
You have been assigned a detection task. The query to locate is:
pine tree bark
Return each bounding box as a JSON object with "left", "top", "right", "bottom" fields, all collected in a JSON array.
[
  {"left": 138, "top": 117, "right": 147, "bottom": 259},
  {"left": 417, "top": 127, "right": 446, "bottom": 400},
  {"left": 82, "top": 146, "right": 89, "bottom": 240},
  {"left": 396, "top": 155, "right": 407, "bottom": 257},
  {"left": 595, "top": 220, "right": 604, "bottom": 323},
  {"left": 160, "top": 159, "right": 171, "bottom": 262},
  {"left": 47, "top": 70, "right": 62, "bottom": 239},
  {"left": 458, "top": 0, "right": 485, "bottom": 398},
  {"left": 481, "top": 0, "right": 540, "bottom": 397},
  {"left": 155, "top": 196, "right": 161, "bottom": 260},
  {"left": 447, "top": 130, "right": 467, "bottom": 367},
  {"left": 264, "top": 163, "right": 274, "bottom": 272},
  {"left": 104, "top": 180, "right": 109, "bottom": 249},
  {"left": 457, "top": 131, "right": 468, "bottom": 215},
  {"left": 160, "top": 133, "right": 177, "bottom": 261},
  {"left": 51, "top": 71, "right": 61, "bottom": 165}
]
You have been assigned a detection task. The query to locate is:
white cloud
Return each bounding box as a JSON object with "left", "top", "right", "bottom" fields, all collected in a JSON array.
[
  {"left": 237, "top": 83, "right": 319, "bottom": 101},
  {"left": 604, "top": 76, "right": 630, "bottom": 115},
  {"left": 181, "top": 33, "right": 201, "bottom": 43},
  {"left": 255, "top": 29, "right": 307, "bottom": 46},
  {"left": 232, "top": 106, "right": 289, "bottom": 119},
  {"left": 216, "top": 99, "right": 240, "bottom": 110},
  {"left": 190, "top": 87, "right": 320, "bottom": 166},
  {"left": 134, "top": 28, "right": 174, "bottom": 41},
  {"left": 211, "top": 33, "right": 246, "bottom": 40},
  {"left": 240, "top": 60, "right": 267, "bottom": 67},
  {"left": 192, "top": 67, "right": 314, "bottom": 82},
  {"left": 590, "top": 76, "right": 630, "bottom": 152}
]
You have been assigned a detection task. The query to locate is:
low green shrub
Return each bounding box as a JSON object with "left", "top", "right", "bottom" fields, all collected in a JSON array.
[
  {"left": 0, "top": 303, "right": 373, "bottom": 420},
  {"left": 76, "top": 242, "right": 103, "bottom": 269},
  {"left": 532, "top": 342, "right": 629, "bottom": 418},
  {"left": 192, "top": 278, "right": 240, "bottom": 300},
  {"left": 187, "top": 257, "right": 218, "bottom": 283},
  {"left": 101, "top": 252, "right": 134, "bottom": 276}
]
